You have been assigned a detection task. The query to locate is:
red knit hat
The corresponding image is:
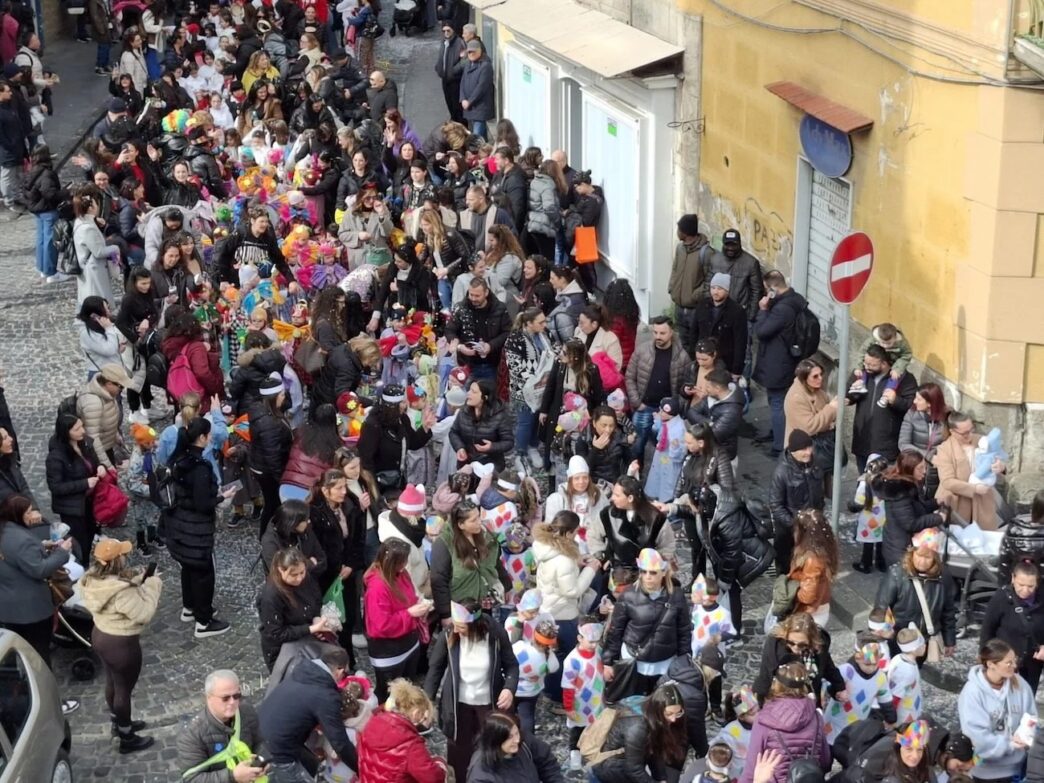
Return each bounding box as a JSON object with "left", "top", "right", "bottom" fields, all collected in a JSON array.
[
  {"left": 406, "top": 384, "right": 426, "bottom": 404},
  {"left": 397, "top": 484, "right": 426, "bottom": 516}
]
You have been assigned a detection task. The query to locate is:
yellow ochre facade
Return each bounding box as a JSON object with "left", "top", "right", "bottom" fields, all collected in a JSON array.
[{"left": 681, "top": 0, "right": 1044, "bottom": 410}]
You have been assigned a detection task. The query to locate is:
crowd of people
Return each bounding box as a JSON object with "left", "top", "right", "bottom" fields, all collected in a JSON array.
[{"left": 1, "top": 0, "right": 1043, "bottom": 781}]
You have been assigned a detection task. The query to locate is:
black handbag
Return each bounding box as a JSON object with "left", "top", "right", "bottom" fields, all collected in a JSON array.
[
  {"left": 375, "top": 470, "right": 403, "bottom": 492},
  {"left": 812, "top": 430, "right": 847, "bottom": 471}
]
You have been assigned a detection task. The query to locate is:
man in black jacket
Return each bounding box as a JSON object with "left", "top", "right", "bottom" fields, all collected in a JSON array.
[
  {"left": 215, "top": 205, "right": 298, "bottom": 287},
  {"left": 768, "top": 429, "right": 824, "bottom": 574},
  {"left": 434, "top": 23, "right": 466, "bottom": 123},
  {"left": 846, "top": 343, "right": 917, "bottom": 471},
  {"left": 259, "top": 648, "right": 357, "bottom": 778},
  {"left": 693, "top": 272, "right": 748, "bottom": 376},
  {"left": 445, "top": 277, "right": 511, "bottom": 382},
  {"left": 365, "top": 70, "right": 398, "bottom": 122},
  {"left": 686, "top": 368, "right": 744, "bottom": 464},
  {"left": 490, "top": 146, "right": 528, "bottom": 233},
  {"left": 184, "top": 125, "right": 227, "bottom": 199}
]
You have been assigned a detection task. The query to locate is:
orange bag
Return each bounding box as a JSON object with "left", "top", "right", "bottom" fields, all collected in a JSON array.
[{"left": 574, "top": 226, "right": 599, "bottom": 264}]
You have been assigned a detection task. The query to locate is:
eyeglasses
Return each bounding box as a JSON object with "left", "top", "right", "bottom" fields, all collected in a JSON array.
[
  {"left": 214, "top": 692, "right": 242, "bottom": 702},
  {"left": 786, "top": 640, "right": 810, "bottom": 653}
]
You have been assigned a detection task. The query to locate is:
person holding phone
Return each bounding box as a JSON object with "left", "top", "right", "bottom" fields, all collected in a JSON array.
[{"left": 80, "top": 536, "right": 163, "bottom": 753}]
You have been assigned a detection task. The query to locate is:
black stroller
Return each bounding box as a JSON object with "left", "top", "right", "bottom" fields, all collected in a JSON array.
[
  {"left": 389, "top": 0, "right": 425, "bottom": 36},
  {"left": 53, "top": 603, "right": 98, "bottom": 682}
]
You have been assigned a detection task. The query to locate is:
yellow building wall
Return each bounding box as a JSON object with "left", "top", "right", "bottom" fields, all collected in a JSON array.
[{"left": 680, "top": 0, "right": 1044, "bottom": 404}]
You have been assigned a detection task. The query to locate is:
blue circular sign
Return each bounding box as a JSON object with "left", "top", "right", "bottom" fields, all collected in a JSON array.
[{"left": 799, "top": 114, "right": 853, "bottom": 178}]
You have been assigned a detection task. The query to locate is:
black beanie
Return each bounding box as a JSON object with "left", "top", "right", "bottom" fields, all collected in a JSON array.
[{"left": 788, "top": 429, "right": 814, "bottom": 452}]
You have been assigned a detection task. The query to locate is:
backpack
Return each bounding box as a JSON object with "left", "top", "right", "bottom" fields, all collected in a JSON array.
[
  {"left": 774, "top": 726, "right": 824, "bottom": 783},
  {"left": 146, "top": 350, "right": 169, "bottom": 390},
  {"left": 166, "top": 345, "right": 204, "bottom": 399},
  {"left": 148, "top": 461, "right": 176, "bottom": 511},
  {"left": 785, "top": 303, "right": 821, "bottom": 359},
  {"left": 53, "top": 218, "right": 81, "bottom": 276},
  {"left": 577, "top": 707, "right": 622, "bottom": 767}
]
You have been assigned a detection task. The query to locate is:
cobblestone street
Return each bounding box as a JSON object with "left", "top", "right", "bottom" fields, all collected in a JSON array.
[{"left": 0, "top": 23, "right": 979, "bottom": 783}]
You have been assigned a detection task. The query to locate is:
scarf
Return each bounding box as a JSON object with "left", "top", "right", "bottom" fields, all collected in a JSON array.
[{"left": 388, "top": 508, "right": 425, "bottom": 548}]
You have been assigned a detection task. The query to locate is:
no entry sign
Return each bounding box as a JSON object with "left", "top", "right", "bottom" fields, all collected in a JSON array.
[{"left": 829, "top": 231, "right": 874, "bottom": 305}]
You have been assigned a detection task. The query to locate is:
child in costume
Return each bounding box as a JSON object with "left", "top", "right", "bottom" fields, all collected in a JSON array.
[
  {"left": 824, "top": 631, "right": 897, "bottom": 744},
  {"left": 887, "top": 624, "right": 926, "bottom": 724},
  {"left": 853, "top": 454, "right": 889, "bottom": 573},
  {"left": 125, "top": 423, "right": 161, "bottom": 554},
  {"left": 645, "top": 397, "right": 686, "bottom": 502},
  {"left": 561, "top": 622, "right": 606, "bottom": 771},
  {"left": 505, "top": 588, "right": 555, "bottom": 645},
  {"left": 606, "top": 388, "right": 637, "bottom": 444},
  {"left": 691, "top": 575, "right": 737, "bottom": 720},
  {"left": 501, "top": 522, "right": 536, "bottom": 609},
  {"left": 512, "top": 618, "right": 560, "bottom": 736},
  {"left": 711, "top": 685, "right": 760, "bottom": 780},
  {"left": 867, "top": 606, "right": 895, "bottom": 671},
  {"left": 403, "top": 383, "right": 436, "bottom": 488},
  {"left": 692, "top": 743, "right": 734, "bottom": 783}
]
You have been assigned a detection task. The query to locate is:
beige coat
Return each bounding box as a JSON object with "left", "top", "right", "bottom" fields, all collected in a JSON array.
[
  {"left": 932, "top": 436, "right": 999, "bottom": 530},
  {"left": 573, "top": 326, "right": 623, "bottom": 371},
  {"left": 783, "top": 377, "right": 836, "bottom": 443},
  {"left": 76, "top": 376, "right": 121, "bottom": 468},
  {"left": 80, "top": 574, "right": 162, "bottom": 636}
]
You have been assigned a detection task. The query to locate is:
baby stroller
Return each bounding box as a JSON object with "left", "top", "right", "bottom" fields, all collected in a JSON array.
[
  {"left": 940, "top": 505, "right": 1009, "bottom": 635},
  {"left": 53, "top": 603, "right": 98, "bottom": 682},
  {"left": 390, "top": 0, "right": 424, "bottom": 36}
]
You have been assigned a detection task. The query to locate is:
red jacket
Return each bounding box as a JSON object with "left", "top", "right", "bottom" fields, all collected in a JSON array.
[
  {"left": 611, "top": 316, "right": 637, "bottom": 369},
  {"left": 280, "top": 437, "right": 332, "bottom": 491},
  {"left": 363, "top": 568, "right": 418, "bottom": 641},
  {"left": 358, "top": 709, "right": 446, "bottom": 783},
  {"left": 161, "top": 334, "right": 224, "bottom": 407}
]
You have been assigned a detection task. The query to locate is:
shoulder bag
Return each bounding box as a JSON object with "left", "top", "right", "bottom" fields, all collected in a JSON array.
[
  {"left": 604, "top": 596, "right": 671, "bottom": 703},
  {"left": 911, "top": 577, "right": 944, "bottom": 662}
]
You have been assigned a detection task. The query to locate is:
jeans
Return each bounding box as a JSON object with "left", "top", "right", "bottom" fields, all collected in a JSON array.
[
  {"left": 631, "top": 408, "right": 655, "bottom": 463},
  {"left": 516, "top": 695, "right": 538, "bottom": 735},
  {"left": 34, "top": 210, "right": 58, "bottom": 276},
  {"left": 767, "top": 387, "right": 787, "bottom": 454},
  {"left": 278, "top": 484, "right": 310, "bottom": 502},
  {"left": 513, "top": 401, "right": 538, "bottom": 453},
  {"left": 470, "top": 119, "right": 489, "bottom": 139},
  {"left": 437, "top": 277, "right": 453, "bottom": 310},
  {"left": 469, "top": 363, "right": 496, "bottom": 382},
  {"left": 144, "top": 48, "right": 161, "bottom": 81},
  {"left": 96, "top": 42, "right": 111, "bottom": 69}
]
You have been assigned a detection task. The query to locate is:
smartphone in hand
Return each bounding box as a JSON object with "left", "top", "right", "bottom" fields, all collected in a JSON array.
[{"left": 143, "top": 562, "right": 158, "bottom": 579}]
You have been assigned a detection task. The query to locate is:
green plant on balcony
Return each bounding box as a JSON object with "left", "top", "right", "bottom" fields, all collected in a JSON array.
[{"left": 1026, "top": 0, "right": 1044, "bottom": 44}]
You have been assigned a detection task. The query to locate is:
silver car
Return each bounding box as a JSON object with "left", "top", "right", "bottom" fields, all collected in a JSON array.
[{"left": 0, "top": 629, "right": 74, "bottom": 783}]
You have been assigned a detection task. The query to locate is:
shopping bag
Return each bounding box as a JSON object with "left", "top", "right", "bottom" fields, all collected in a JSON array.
[
  {"left": 323, "top": 577, "right": 346, "bottom": 622},
  {"left": 574, "top": 226, "right": 599, "bottom": 264}
]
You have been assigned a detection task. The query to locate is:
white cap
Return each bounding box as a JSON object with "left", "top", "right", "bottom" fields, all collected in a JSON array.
[{"left": 567, "top": 455, "right": 590, "bottom": 478}]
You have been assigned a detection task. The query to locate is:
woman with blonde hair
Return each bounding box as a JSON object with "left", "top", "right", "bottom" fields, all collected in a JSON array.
[
  {"left": 80, "top": 536, "right": 162, "bottom": 752},
  {"left": 418, "top": 206, "right": 472, "bottom": 311},
  {"left": 357, "top": 678, "right": 447, "bottom": 781},
  {"left": 242, "top": 49, "right": 280, "bottom": 92},
  {"left": 484, "top": 224, "right": 524, "bottom": 311},
  {"left": 752, "top": 611, "right": 846, "bottom": 706}
]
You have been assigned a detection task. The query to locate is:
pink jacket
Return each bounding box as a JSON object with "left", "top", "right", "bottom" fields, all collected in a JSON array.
[{"left": 363, "top": 568, "right": 420, "bottom": 640}]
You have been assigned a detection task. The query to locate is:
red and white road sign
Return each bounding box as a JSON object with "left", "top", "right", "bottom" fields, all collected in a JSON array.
[{"left": 829, "top": 232, "right": 874, "bottom": 305}]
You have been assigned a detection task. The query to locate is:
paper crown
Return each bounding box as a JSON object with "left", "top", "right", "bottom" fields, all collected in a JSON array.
[
  {"left": 691, "top": 574, "right": 707, "bottom": 603},
  {"left": 734, "top": 685, "right": 759, "bottom": 716},
  {"left": 868, "top": 607, "right": 895, "bottom": 632},
  {"left": 504, "top": 522, "right": 530, "bottom": 551},
  {"left": 518, "top": 588, "right": 543, "bottom": 613},
  {"left": 912, "top": 527, "right": 942, "bottom": 552},
  {"left": 898, "top": 719, "right": 929, "bottom": 749},
  {"left": 856, "top": 641, "right": 883, "bottom": 666},
  {"left": 606, "top": 388, "right": 627, "bottom": 410},
  {"left": 578, "top": 623, "right": 604, "bottom": 642},
  {"left": 450, "top": 601, "right": 477, "bottom": 624},
  {"left": 898, "top": 622, "right": 926, "bottom": 653},
  {"left": 637, "top": 548, "right": 665, "bottom": 572},
  {"left": 557, "top": 410, "right": 584, "bottom": 433},
  {"left": 425, "top": 515, "right": 445, "bottom": 537},
  {"left": 563, "top": 391, "right": 587, "bottom": 412}
]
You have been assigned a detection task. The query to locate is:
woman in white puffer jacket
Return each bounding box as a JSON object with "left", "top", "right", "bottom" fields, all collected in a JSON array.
[{"left": 532, "top": 510, "right": 598, "bottom": 707}]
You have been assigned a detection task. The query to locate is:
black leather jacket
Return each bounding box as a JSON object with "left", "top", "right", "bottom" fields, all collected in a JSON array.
[
  {"left": 874, "top": 561, "right": 957, "bottom": 647},
  {"left": 686, "top": 386, "right": 744, "bottom": 461},
  {"left": 1000, "top": 515, "right": 1044, "bottom": 583},
  {"left": 768, "top": 452, "right": 825, "bottom": 529}
]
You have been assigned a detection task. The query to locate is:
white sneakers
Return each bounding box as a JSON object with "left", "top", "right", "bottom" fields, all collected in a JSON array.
[
  {"left": 45, "top": 272, "right": 72, "bottom": 284},
  {"left": 569, "top": 750, "right": 582, "bottom": 770},
  {"left": 129, "top": 410, "right": 150, "bottom": 425}
]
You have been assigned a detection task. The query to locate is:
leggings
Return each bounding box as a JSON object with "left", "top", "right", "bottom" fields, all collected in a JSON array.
[
  {"left": 256, "top": 472, "right": 281, "bottom": 540},
  {"left": 372, "top": 645, "right": 420, "bottom": 704},
  {"left": 91, "top": 628, "right": 143, "bottom": 727}
]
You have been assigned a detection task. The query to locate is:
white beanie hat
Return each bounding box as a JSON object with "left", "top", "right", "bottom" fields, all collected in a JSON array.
[{"left": 567, "top": 455, "right": 590, "bottom": 478}]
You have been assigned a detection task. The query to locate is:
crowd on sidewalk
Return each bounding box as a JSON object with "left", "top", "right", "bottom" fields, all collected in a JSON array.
[{"left": 1, "top": 0, "right": 1044, "bottom": 780}]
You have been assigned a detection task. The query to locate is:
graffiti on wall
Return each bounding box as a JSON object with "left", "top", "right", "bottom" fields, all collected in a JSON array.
[{"left": 697, "top": 185, "right": 794, "bottom": 273}]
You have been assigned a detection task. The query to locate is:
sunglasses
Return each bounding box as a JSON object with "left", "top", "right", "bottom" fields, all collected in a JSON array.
[{"left": 215, "top": 692, "right": 242, "bottom": 702}]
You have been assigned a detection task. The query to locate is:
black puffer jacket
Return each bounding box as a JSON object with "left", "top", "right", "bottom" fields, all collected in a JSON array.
[
  {"left": 358, "top": 412, "right": 432, "bottom": 475},
  {"left": 23, "top": 163, "right": 66, "bottom": 214},
  {"left": 166, "top": 448, "right": 222, "bottom": 569},
  {"left": 1000, "top": 516, "right": 1044, "bottom": 583},
  {"left": 260, "top": 510, "right": 327, "bottom": 576},
  {"left": 703, "top": 493, "right": 773, "bottom": 588},
  {"left": 656, "top": 655, "right": 708, "bottom": 757},
  {"left": 229, "top": 347, "right": 287, "bottom": 414},
  {"left": 686, "top": 386, "right": 744, "bottom": 461},
  {"left": 182, "top": 145, "right": 227, "bottom": 199},
  {"left": 980, "top": 584, "right": 1044, "bottom": 665},
  {"left": 873, "top": 476, "right": 941, "bottom": 567},
  {"left": 257, "top": 573, "right": 323, "bottom": 670},
  {"left": 248, "top": 404, "right": 293, "bottom": 476},
  {"left": 603, "top": 583, "right": 691, "bottom": 667},
  {"left": 675, "top": 449, "right": 736, "bottom": 500},
  {"left": 768, "top": 452, "right": 824, "bottom": 530},
  {"left": 752, "top": 632, "right": 845, "bottom": 704},
  {"left": 874, "top": 561, "right": 957, "bottom": 647},
  {"left": 45, "top": 435, "right": 97, "bottom": 518},
  {"left": 448, "top": 401, "right": 513, "bottom": 471},
  {"left": 312, "top": 344, "right": 364, "bottom": 409},
  {"left": 591, "top": 714, "right": 671, "bottom": 783},
  {"left": 576, "top": 429, "right": 629, "bottom": 485}
]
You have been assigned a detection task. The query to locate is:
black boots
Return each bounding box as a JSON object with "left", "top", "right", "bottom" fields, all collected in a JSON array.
[
  {"left": 135, "top": 529, "right": 150, "bottom": 556},
  {"left": 853, "top": 543, "right": 886, "bottom": 574},
  {"left": 147, "top": 524, "right": 165, "bottom": 549},
  {"left": 114, "top": 718, "right": 153, "bottom": 753}
]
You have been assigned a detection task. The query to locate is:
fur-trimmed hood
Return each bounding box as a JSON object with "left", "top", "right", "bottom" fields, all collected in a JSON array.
[{"left": 871, "top": 475, "right": 921, "bottom": 501}]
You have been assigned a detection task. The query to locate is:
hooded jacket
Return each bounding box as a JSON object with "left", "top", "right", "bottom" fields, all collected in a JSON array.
[
  {"left": 532, "top": 524, "right": 597, "bottom": 621},
  {"left": 166, "top": 447, "right": 222, "bottom": 569},
  {"left": 783, "top": 378, "right": 836, "bottom": 445},
  {"left": 526, "top": 172, "right": 560, "bottom": 238},
  {"left": 546, "top": 280, "right": 587, "bottom": 345},
  {"left": 668, "top": 235, "right": 711, "bottom": 309},
  {"left": 872, "top": 476, "right": 941, "bottom": 566},
  {"left": 229, "top": 346, "right": 286, "bottom": 413},
  {"left": 80, "top": 573, "right": 162, "bottom": 636},
  {"left": 357, "top": 708, "right": 446, "bottom": 783},
  {"left": 76, "top": 375, "right": 122, "bottom": 468},
  {"left": 258, "top": 658, "right": 358, "bottom": 769},
  {"left": 740, "top": 697, "right": 831, "bottom": 783},
  {"left": 958, "top": 664, "right": 1036, "bottom": 780},
  {"left": 45, "top": 434, "right": 97, "bottom": 519}
]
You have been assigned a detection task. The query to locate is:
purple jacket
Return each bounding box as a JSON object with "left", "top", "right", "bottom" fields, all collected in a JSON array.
[{"left": 738, "top": 697, "right": 830, "bottom": 783}]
